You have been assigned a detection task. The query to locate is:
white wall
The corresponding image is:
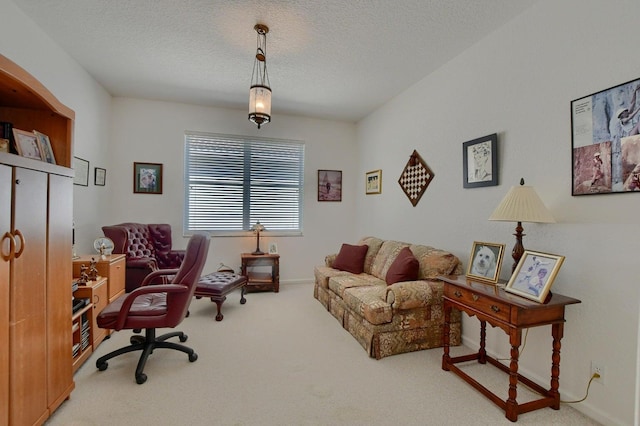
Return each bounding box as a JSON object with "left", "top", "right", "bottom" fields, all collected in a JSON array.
[
  {"left": 108, "top": 97, "right": 358, "bottom": 279},
  {"left": 356, "top": 0, "right": 639, "bottom": 424},
  {"left": 0, "top": 0, "right": 113, "bottom": 253}
]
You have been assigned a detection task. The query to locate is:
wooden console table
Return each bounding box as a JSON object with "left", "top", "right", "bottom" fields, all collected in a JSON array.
[{"left": 439, "top": 275, "right": 581, "bottom": 422}]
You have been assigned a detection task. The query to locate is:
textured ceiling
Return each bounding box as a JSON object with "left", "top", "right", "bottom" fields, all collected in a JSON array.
[{"left": 13, "top": 0, "right": 537, "bottom": 122}]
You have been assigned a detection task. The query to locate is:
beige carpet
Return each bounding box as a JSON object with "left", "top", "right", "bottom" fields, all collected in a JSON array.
[{"left": 47, "top": 282, "right": 600, "bottom": 426}]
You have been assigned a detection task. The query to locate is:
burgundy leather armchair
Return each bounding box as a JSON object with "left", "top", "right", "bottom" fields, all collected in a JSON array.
[
  {"left": 95, "top": 233, "right": 210, "bottom": 384},
  {"left": 102, "top": 223, "right": 186, "bottom": 292}
]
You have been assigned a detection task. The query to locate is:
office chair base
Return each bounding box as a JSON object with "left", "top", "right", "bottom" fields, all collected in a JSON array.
[{"left": 96, "top": 328, "right": 197, "bottom": 384}]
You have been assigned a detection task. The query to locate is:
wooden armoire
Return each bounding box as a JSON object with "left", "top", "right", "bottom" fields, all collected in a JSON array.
[{"left": 0, "top": 54, "right": 75, "bottom": 426}]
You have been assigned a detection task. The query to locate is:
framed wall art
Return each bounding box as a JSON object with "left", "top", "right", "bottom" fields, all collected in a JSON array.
[
  {"left": 73, "top": 156, "right": 89, "bottom": 186},
  {"left": 465, "top": 241, "right": 505, "bottom": 284},
  {"left": 134, "top": 162, "right": 163, "bottom": 194},
  {"left": 318, "top": 170, "right": 342, "bottom": 201},
  {"left": 505, "top": 250, "right": 565, "bottom": 303},
  {"left": 13, "top": 129, "right": 42, "bottom": 160},
  {"left": 366, "top": 169, "right": 382, "bottom": 194},
  {"left": 571, "top": 77, "right": 640, "bottom": 195},
  {"left": 34, "top": 130, "right": 56, "bottom": 164},
  {"left": 463, "top": 133, "right": 498, "bottom": 188},
  {"left": 94, "top": 167, "right": 106, "bottom": 186}
]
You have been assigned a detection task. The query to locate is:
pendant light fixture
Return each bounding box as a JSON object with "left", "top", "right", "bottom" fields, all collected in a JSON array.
[{"left": 249, "top": 24, "right": 271, "bottom": 129}]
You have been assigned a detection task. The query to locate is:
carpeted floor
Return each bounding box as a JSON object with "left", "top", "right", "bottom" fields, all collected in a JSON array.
[{"left": 46, "top": 282, "right": 600, "bottom": 425}]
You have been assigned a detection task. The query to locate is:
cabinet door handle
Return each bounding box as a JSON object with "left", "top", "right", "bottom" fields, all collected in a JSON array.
[
  {"left": 472, "top": 294, "right": 479, "bottom": 301},
  {"left": 13, "top": 229, "right": 25, "bottom": 258},
  {"left": 491, "top": 305, "right": 500, "bottom": 313},
  {"left": 454, "top": 291, "right": 462, "bottom": 298},
  {"left": 1, "top": 231, "right": 15, "bottom": 261}
]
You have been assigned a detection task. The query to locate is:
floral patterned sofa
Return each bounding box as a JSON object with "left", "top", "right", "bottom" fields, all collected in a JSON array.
[{"left": 314, "top": 237, "right": 462, "bottom": 359}]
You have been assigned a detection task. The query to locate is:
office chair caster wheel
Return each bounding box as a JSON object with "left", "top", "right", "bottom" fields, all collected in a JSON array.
[
  {"left": 189, "top": 352, "right": 198, "bottom": 362},
  {"left": 180, "top": 334, "right": 188, "bottom": 342},
  {"left": 97, "top": 361, "right": 108, "bottom": 371},
  {"left": 136, "top": 373, "right": 147, "bottom": 384},
  {"left": 130, "top": 335, "right": 145, "bottom": 345}
]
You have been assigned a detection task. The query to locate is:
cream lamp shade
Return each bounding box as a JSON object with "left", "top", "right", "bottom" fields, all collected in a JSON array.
[
  {"left": 488, "top": 184, "right": 555, "bottom": 224},
  {"left": 489, "top": 179, "right": 554, "bottom": 273}
]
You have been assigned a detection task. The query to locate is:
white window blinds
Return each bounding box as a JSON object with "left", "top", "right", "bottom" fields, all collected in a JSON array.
[{"left": 184, "top": 132, "right": 304, "bottom": 235}]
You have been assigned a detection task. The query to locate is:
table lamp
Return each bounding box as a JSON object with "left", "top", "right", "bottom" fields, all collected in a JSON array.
[
  {"left": 488, "top": 178, "right": 555, "bottom": 272},
  {"left": 251, "top": 220, "right": 266, "bottom": 255}
]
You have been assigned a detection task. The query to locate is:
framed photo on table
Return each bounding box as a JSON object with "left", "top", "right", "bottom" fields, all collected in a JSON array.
[
  {"left": 366, "top": 169, "right": 382, "bottom": 194},
  {"left": 463, "top": 133, "right": 498, "bottom": 188},
  {"left": 13, "top": 129, "right": 42, "bottom": 160},
  {"left": 505, "top": 250, "right": 565, "bottom": 303},
  {"left": 134, "top": 162, "right": 163, "bottom": 194},
  {"left": 465, "top": 241, "right": 505, "bottom": 284}
]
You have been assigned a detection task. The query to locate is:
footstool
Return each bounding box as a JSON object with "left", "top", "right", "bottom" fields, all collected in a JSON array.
[{"left": 194, "top": 272, "right": 247, "bottom": 321}]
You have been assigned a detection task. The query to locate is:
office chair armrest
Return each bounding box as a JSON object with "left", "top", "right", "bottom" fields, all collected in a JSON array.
[
  {"left": 140, "top": 268, "right": 180, "bottom": 286},
  {"left": 115, "top": 284, "right": 189, "bottom": 329}
]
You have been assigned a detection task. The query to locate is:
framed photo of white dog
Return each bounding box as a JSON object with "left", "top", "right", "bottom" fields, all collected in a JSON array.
[
  {"left": 505, "top": 250, "right": 565, "bottom": 303},
  {"left": 466, "top": 241, "right": 505, "bottom": 284}
]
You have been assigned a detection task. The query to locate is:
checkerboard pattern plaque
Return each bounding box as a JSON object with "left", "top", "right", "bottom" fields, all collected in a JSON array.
[{"left": 398, "top": 150, "right": 434, "bottom": 206}]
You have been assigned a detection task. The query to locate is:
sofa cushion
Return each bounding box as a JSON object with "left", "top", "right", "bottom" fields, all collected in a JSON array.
[
  {"left": 314, "top": 265, "right": 354, "bottom": 290},
  {"left": 343, "top": 285, "right": 392, "bottom": 325},
  {"left": 333, "top": 243, "right": 369, "bottom": 274},
  {"left": 328, "top": 274, "right": 385, "bottom": 298},
  {"left": 386, "top": 247, "right": 419, "bottom": 285},
  {"left": 409, "top": 244, "right": 462, "bottom": 278},
  {"left": 370, "top": 240, "right": 410, "bottom": 280},
  {"left": 357, "top": 237, "right": 385, "bottom": 274}
]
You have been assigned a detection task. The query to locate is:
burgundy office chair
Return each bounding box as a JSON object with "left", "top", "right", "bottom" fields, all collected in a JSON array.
[{"left": 95, "top": 233, "right": 210, "bottom": 384}]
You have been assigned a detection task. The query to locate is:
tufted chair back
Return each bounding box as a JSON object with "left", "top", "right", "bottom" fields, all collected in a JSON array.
[
  {"left": 123, "top": 223, "right": 156, "bottom": 258},
  {"left": 103, "top": 223, "right": 186, "bottom": 292}
]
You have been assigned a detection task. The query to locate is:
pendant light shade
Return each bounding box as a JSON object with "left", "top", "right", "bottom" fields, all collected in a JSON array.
[{"left": 249, "top": 24, "right": 271, "bottom": 129}]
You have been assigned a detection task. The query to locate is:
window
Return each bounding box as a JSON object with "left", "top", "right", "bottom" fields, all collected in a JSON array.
[{"left": 184, "top": 132, "right": 304, "bottom": 235}]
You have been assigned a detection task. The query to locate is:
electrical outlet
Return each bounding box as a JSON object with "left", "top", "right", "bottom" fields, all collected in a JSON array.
[{"left": 591, "top": 361, "right": 605, "bottom": 384}]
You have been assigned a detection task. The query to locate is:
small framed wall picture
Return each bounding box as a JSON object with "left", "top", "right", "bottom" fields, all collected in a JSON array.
[
  {"left": 134, "top": 162, "right": 163, "bottom": 194},
  {"left": 318, "top": 170, "right": 342, "bottom": 201},
  {"left": 465, "top": 241, "right": 505, "bottom": 284},
  {"left": 505, "top": 250, "right": 565, "bottom": 303},
  {"left": 13, "top": 129, "right": 42, "bottom": 160},
  {"left": 366, "top": 169, "right": 382, "bottom": 194},
  {"left": 463, "top": 133, "right": 498, "bottom": 188},
  {"left": 268, "top": 242, "right": 278, "bottom": 254},
  {"left": 33, "top": 130, "right": 56, "bottom": 164},
  {"left": 95, "top": 167, "right": 106, "bottom": 186},
  {"left": 73, "top": 156, "right": 90, "bottom": 186}
]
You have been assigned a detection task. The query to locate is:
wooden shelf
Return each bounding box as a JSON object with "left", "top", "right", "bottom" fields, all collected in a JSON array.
[{"left": 241, "top": 253, "right": 280, "bottom": 293}]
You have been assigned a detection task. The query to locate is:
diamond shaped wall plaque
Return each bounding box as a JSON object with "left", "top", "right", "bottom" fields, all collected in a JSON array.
[{"left": 398, "top": 150, "right": 434, "bottom": 206}]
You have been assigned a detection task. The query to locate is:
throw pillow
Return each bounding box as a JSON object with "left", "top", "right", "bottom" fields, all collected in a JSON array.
[
  {"left": 386, "top": 246, "right": 419, "bottom": 285},
  {"left": 333, "top": 243, "right": 369, "bottom": 274}
]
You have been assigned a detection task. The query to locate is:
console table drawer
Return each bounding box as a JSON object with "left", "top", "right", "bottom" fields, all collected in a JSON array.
[{"left": 445, "top": 285, "right": 511, "bottom": 322}]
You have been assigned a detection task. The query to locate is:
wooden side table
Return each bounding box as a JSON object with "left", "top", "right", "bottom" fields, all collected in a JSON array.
[
  {"left": 439, "top": 275, "right": 581, "bottom": 422},
  {"left": 241, "top": 253, "right": 280, "bottom": 292}
]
